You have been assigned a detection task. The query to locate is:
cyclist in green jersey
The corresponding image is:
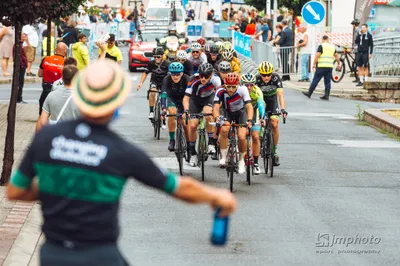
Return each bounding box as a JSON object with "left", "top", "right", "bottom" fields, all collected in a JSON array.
[
  {"left": 256, "top": 61, "right": 288, "bottom": 166},
  {"left": 241, "top": 73, "right": 265, "bottom": 174}
]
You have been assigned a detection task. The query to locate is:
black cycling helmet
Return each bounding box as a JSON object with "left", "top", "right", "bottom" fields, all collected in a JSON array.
[
  {"left": 153, "top": 47, "right": 165, "bottom": 56},
  {"left": 198, "top": 62, "right": 214, "bottom": 76},
  {"left": 210, "top": 44, "right": 220, "bottom": 54},
  {"left": 351, "top": 19, "right": 360, "bottom": 26}
]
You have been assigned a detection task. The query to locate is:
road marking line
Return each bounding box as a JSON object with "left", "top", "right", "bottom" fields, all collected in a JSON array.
[
  {"left": 290, "top": 112, "right": 356, "bottom": 120},
  {"left": 328, "top": 140, "right": 400, "bottom": 148},
  {"left": 151, "top": 157, "right": 200, "bottom": 171}
]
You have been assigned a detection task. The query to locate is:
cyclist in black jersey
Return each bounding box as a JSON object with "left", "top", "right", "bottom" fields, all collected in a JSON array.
[
  {"left": 176, "top": 50, "right": 194, "bottom": 76},
  {"left": 183, "top": 63, "right": 222, "bottom": 166},
  {"left": 161, "top": 62, "right": 190, "bottom": 151},
  {"left": 256, "top": 61, "right": 288, "bottom": 167},
  {"left": 207, "top": 45, "right": 222, "bottom": 69},
  {"left": 137, "top": 47, "right": 170, "bottom": 119}
]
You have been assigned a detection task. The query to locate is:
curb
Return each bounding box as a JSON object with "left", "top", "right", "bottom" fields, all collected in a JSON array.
[
  {"left": 364, "top": 109, "right": 400, "bottom": 136},
  {"left": 0, "top": 77, "right": 41, "bottom": 85}
]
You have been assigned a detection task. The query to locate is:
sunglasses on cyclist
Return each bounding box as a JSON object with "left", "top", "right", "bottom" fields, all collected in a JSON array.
[
  {"left": 260, "top": 73, "right": 272, "bottom": 77},
  {"left": 199, "top": 73, "right": 211, "bottom": 79},
  {"left": 210, "top": 53, "right": 218, "bottom": 56},
  {"left": 171, "top": 72, "right": 182, "bottom": 76},
  {"left": 192, "top": 51, "right": 200, "bottom": 54},
  {"left": 153, "top": 55, "right": 162, "bottom": 59},
  {"left": 244, "top": 83, "right": 254, "bottom": 87},
  {"left": 179, "top": 59, "right": 186, "bottom": 63},
  {"left": 225, "top": 85, "right": 238, "bottom": 90}
]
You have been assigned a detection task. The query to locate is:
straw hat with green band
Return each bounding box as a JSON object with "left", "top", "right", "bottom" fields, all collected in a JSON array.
[{"left": 72, "top": 60, "right": 132, "bottom": 118}]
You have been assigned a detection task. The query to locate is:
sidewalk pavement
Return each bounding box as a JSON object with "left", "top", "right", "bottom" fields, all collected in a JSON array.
[
  {"left": 0, "top": 104, "right": 43, "bottom": 266},
  {"left": 0, "top": 61, "right": 42, "bottom": 85},
  {"left": 284, "top": 72, "right": 370, "bottom": 97}
]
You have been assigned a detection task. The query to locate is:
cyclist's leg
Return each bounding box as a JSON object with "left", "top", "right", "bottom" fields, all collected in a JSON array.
[
  {"left": 167, "top": 98, "right": 177, "bottom": 151},
  {"left": 237, "top": 111, "right": 248, "bottom": 174},
  {"left": 251, "top": 106, "right": 261, "bottom": 173},
  {"left": 219, "top": 112, "right": 230, "bottom": 166},
  {"left": 148, "top": 83, "right": 158, "bottom": 117},
  {"left": 202, "top": 96, "right": 215, "bottom": 153},
  {"left": 188, "top": 97, "right": 201, "bottom": 156}
]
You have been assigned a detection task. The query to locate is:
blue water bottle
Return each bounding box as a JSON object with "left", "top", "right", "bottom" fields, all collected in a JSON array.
[{"left": 211, "top": 208, "right": 229, "bottom": 246}]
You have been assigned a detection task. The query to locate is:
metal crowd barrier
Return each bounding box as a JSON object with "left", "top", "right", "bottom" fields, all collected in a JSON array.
[{"left": 371, "top": 46, "right": 400, "bottom": 78}]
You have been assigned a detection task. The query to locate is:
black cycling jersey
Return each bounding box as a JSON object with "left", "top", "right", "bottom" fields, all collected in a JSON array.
[
  {"left": 161, "top": 74, "right": 190, "bottom": 109},
  {"left": 255, "top": 72, "right": 284, "bottom": 98},
  {"left": 182, "top": 60, "right": 194, "bottom": 77},
  {"left": 145, "top": 60, "right": 171, "bottom": 87},
  {"left": 207, "top": 54, "right": 222, "bottom": 68},
  {"left": 10, "top": 119, "right": 178, "bottom": 248}
]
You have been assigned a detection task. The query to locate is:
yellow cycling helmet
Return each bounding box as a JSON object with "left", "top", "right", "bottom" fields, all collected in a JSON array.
[
  {"left": 258, "top": 61, "right": 274, "bottom": 75},
  {"left": 223, "top": 41, "right": 232, "bottom": 49}
]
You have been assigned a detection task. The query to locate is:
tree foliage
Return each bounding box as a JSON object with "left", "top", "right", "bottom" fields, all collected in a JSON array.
[
  {"left": 0, "top": 0, "right": 86, "bottom": 185},
  {"left": 0, "top": 0, "right": 86, "bottom": 24}
]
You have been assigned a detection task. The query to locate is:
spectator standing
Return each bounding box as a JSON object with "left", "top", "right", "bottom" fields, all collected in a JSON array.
[
  {"left": 97, "top": 34, "right": 122, "bottom": 64},
  {"left": 140, "top": 3, "right": 146, "bottom": 17},
  {"left": 38, "top": 65, "right": 80, "bottom": 130},
  {"left": 0, "top": 19, "right": 15, "bottom": 77},
  {"left": 245, "top": 19, "right": 256, "bottom": 36},
  {"left": 253, "top": 18, "right": 271, "bottom": 42},
  {"left": 7, "top": 60, "right": 236, "bottom": 266},
  {"left": 42, "top": 23, "right": 55, "bottom": 56},
  {"left": 101, "top": 5, "right": 113, "bottom": 23},
  {"left": 72, "top": 34, "right": 89, "bottom": 70},
  {"left": 22, "top": 25, "right": 39, "bottom": 77},
  {"left": 355, "top": 23, "right": 373, "bottom": 87},
  {"left": 37, "top": 42, "right": 67, "bottom": 130},
  {"left": 13, "top": 35, "right": 28, "bottom": 103},
  {"left": 62, "top": 20, "right": 79, "bottom": 48},
  {"left": 277, "top": 20, "right": 293, "bottom": 81},
  {"left": 222, "top": 8, "right": 229, "bottom": 21},
  {"left": 296, "top": 24, "right": 311, "bottom": 82},
  {"left": 302, "top": 35, "right": 340, "bottom": 100},
  {"left": 351, "top": 19, "right": 360, "bottom": 83}
]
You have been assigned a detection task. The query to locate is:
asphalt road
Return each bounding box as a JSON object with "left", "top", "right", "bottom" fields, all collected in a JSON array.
[{"left": 1, "top": 53, "right": 400, "bottom": 265}]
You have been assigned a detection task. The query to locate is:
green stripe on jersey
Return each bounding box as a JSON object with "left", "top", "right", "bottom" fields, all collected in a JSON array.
[
  {"left": 34, "top": 163, "right": 126, "bottom": 203},
  {"left": 11, "top": 170, "right": 32, "bottom": 189}
]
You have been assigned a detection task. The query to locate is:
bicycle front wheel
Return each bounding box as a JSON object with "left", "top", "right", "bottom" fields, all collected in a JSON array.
[
  {"left": 176, "top": 125, "right": 184, "bottom": 175},
  {"left": 331, "top": 59, "right": 345, "bottom": 83},
  {"left": 268, "top": 130, "right": 274, "bottom": 178},
  {"left": 198, "top": 134, "right": 206, "bottom": 181},
  {"left": 262, "top": 133, "right": 269, "bottom": 175},
  {"left": 227, "top": 145, "right": 235, "bottom": 192},
  {"left": 246, "top": 137, "right": 251, "bottom": 185}
]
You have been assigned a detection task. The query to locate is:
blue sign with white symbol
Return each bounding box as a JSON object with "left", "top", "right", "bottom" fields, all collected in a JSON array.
[{"left": 302, "top": 1, "right": 326, "bottom": 25}]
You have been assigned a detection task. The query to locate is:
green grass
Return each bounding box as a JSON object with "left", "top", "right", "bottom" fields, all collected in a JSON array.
[{"left": 356, "top": 120, "right": 400, "bottom": 141}]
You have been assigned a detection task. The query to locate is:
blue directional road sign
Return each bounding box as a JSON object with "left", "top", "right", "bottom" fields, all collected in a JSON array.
[{"left": 302, "top": 1, "right": 326, "bottom": 25}]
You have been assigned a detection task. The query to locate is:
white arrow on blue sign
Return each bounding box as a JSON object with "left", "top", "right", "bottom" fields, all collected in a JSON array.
[{"left": 301, "top": 1, "right": 326, "bottom": 25}]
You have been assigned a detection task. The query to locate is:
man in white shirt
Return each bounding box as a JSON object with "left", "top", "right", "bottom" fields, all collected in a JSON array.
[
  {"left": 38, "top": 65, "right": 80, "bottom": 131},
  {"left": 22, "top": 25, "right": 39, "bottom": 76},
  {"left": 296, "top": 24, "right": 311, "bottom": 82}
]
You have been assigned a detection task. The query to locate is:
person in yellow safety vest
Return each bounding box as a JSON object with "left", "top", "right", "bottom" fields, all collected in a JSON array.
[
  {"left": 42, "top": 36, "right": 55, "bottom": 56},
  {"left": 302, "top": 35, "right": 340, "bottom": 101}
]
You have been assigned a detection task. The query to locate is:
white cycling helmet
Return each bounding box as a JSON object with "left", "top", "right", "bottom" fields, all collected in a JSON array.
[
  {"left": 191, "top": 42, "right": 202, "bottom": 51},
  {"left": 177, "top": 50, "right": 188, "bottom": 60}
]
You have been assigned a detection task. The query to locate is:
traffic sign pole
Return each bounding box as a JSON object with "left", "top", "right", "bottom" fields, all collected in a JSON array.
[{"left": 301, "top": 1, "right": 326, "bottom": 79}]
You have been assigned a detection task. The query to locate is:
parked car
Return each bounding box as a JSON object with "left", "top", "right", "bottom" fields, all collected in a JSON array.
[{"left": 128, "top": 30, "right": 167, "bottom": 72}]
